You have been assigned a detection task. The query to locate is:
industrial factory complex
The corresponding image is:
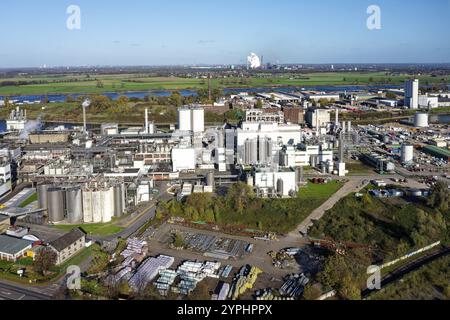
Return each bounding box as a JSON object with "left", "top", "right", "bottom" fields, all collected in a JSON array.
[{"left": 0, "top": 77, "right": 448, "bottom": 302}]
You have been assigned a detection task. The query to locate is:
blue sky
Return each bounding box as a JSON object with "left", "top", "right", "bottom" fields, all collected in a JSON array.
[{"left": 0, "top": 0, "right": 449, "bottom": 67}]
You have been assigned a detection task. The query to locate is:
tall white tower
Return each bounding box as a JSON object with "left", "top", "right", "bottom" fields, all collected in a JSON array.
[{"left": 405, "top": 79, "right": 419, "bottom": 109}]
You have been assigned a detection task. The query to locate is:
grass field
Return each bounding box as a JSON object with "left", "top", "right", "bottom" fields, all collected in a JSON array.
[
  {"left": 1, "top": 72, "right": 449, "bottom": 96},
  {"left": 163, "top": 181, "right": 344, "bottom": 234},
  {"left": 18, "top": 193, "right": 38, "bottom": 208},
  {"left": 53, "top": 223, "right": 124, "bottom": 237}
]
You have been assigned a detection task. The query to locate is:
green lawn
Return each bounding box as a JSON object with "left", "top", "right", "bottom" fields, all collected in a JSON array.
[
  {"left": 18, "top": 193, "right": 38, "bottom": 208},
  {"left": 53, "top": 223, "right": 123, "bottom": 237}
]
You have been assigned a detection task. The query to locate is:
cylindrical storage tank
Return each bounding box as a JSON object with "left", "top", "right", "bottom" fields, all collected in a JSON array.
[
  {"left": 217, "top": 131, "right": 224, "bottom": 148},
  {"left": 37, "top": 184, "right": 51, "bottom": 210},
  {"left": 192, "top": 108, "right": 205, "bottom": 133},
  {"left": 178, "top": 108, "right": 192, "bottom": 131},
  {"left": 102, "top": 187, "right": 114, "bottom": 223},
  {"left": 66, "top": 188, "right": 83, "bottom": 224},
  {"left": 92, "top": 190, "right": 103, "bottom": 223},
  {"left": 82, "top": 190, "right": 93, "bottom": 223},
  {"left": 206, "top": 172, "right": 215, "bottom": 187},
  {"left": 113, "top": 185, "right": 124, "bottom": 217},
  {"left": 47, "top": 188, "right": 65, "bottom": 223},
  {"left": 414, "top": 113, "right": 429, "bottom": 128},
  {"left": 401, "top": 145, "right": 414, "bottom": 163},
  {"left": 277, "top": 179, "right": 284, "bottom": 197}
]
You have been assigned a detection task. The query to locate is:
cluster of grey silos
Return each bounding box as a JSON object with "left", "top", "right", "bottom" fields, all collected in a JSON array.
[{"left": 37, "top": 182, "right": 126, "bottom": 224}]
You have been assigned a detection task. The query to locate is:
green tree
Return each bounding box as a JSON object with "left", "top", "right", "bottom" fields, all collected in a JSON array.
[
  {"left": 33, "top": 247, "right": 57, "bottom": 276},
  {"left": 428, "top": 182, "right": 449, "bottom": 212}
]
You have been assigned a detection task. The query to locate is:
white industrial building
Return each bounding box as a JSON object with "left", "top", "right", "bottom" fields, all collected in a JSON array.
[
  {"left": 0, "top": 162, "right": 12, "bottom": 199},
  {"left": 172, "top": 147, "right": 196, "bottom": 172},
  {"left": 405, "top": 79, "right": 419, "bottom": 109},
  {"left": 178, "top": 106, "right": 205, "bottom": 133},
  {"left": 305, "top": 109, "right": 331, "bottom": 129},
  {"left": 248, "top": 169, "right": 297, "bottom": 198},
  {"left": 418, "top": 95, "right": 439, "bottom": 109},
  {"left": 6, "top": 106, "right": 28, "bottom": 131}
]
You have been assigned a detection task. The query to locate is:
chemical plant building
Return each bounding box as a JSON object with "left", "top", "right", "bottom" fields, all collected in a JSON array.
[{"left": 405, "top": 79, "right": 419, "bottom": 109}]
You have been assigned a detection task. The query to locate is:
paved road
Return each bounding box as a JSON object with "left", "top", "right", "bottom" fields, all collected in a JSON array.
[{"left": 0, "top": 281, "right": 53, "bottom": 300}]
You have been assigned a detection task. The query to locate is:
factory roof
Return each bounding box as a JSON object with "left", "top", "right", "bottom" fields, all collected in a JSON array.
[
  {"left": 0, "top": 235, "right": 32, "bottom": 255},
  {"left": 49, "top": 228, "right": 86, "bottom": 252},
  {"left": 422, "top": 145, "right": 450, "bottom": 157}
]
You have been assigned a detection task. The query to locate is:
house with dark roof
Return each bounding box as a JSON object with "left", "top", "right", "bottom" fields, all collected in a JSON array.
[
  {"left": 0, "top": 235, "right": 33, "bottom": 262},
  {"left": 49, "top": 228, "right": 86, "bottom": 265}
]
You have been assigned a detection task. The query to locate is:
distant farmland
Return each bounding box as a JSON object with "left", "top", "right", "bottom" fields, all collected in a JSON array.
[{"left": 0, "top": 72, "right": 448, "bottom": 96}]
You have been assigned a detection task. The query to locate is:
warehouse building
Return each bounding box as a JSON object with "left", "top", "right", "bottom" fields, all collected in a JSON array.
[
  {"left": 421, "top": 146, "right": 450, "bottom": 161},
  {"left": 0, "top": 235, "right": 33, "bottom": 262}
]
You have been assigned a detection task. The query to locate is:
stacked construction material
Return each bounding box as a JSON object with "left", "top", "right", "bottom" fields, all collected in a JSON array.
[
  {"left": 120, "top": 238, "right": 147, "bottom": 259},
  {"left": 129, "top": 255, "right": 174, "bottom": 291},
  {"left": 174, "top": 261, "right": 221, "bottom": 295},
  {"left": 155, "top": 269, "right": 178, "bottom": 296},
  {"left": 221, "top": 265, "right": 233, "bottom": 278},
  {"left": 229, "top": 265, "right": 262, "bottom": 300},
  {"left": 279, "top": 273, "right": 309, "bottom": 298}
]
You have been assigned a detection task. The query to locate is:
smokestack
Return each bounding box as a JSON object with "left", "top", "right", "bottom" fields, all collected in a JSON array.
[
  {"left": 335, "top": 109, "right": 339, "bottom": 125},
  {"left": 208, "top": 73, "right": 212, "bottom": 102},
  {"left": 83, "top": 106, "right": 87, "bottom": 136},
  {"left": 348, "top": 121, "right": 352, "bottom": 132},
  {"left": 145, "top": 108, "right": 149, "bottom": 134},
  {"left": 342, "top": 121, "right": 346, "bottom": 133},
  {"left": 316, "top": 114, "right": 319, "bottom": 135}
]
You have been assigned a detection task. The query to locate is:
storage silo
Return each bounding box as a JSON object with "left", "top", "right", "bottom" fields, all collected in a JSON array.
[
  {"left": 401, "top": 144, "right": 414, "bottom": 163},
  {"left": 192, "top": 107, "right": 205, "bottom": 133},
  {"left": 66, "top": 188, "right": 83, "bottom": 224},
  {"left": 82, "top": 189, "right": 93, "bottom": 223},
  {"left": 92, "top": 190, "right": 103, "bottom": 223},
  {"left": 414, "top": 113, "right": 429, "bottom": 128},
  {"left": 102, "top": 187, "right": 114, "bottom": 223},
  {"left": 47, "top": 188, "right": 65, "bottom": 223},
  {"left": 206, "top": 172, "right": 215, "bottom": 188},
  {"left": 37, "top": 184, "right": 51, "bottom": 210},
  {"left": 277, "top": 178, "right": 284, "bottom": 197},
  {"left": 178, "top": 108, "right": 192, "bottom": 131},
  {"left": 113, "top": 185, "right": 124, "bottom": 217}
]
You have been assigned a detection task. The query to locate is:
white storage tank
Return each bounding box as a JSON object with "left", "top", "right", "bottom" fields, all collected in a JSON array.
[
  {"left": 102, "top": 187, "right": 114, "bottom": 223},
  {"left": 414, "top": 113, "right": 429, "bottom": 128},
  {"left": 178, "top": 108, "right": 191, "bottom": 131},
  {"left": 401, "top": 144, "right": 414, "bottom": 163},
  {"left": 191, "top": 107, "right": 205, "bottom": 133},
  {"left": 82, "top": 189, "right": 93, "bottom": 223},
  {"left": 92, "top": 190, "right": 103, "bottom": 223}
]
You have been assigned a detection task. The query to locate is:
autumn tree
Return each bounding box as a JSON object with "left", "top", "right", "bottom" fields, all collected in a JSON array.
[{"left": 33, "top": 247, "right": 57, "bottom": 276}]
